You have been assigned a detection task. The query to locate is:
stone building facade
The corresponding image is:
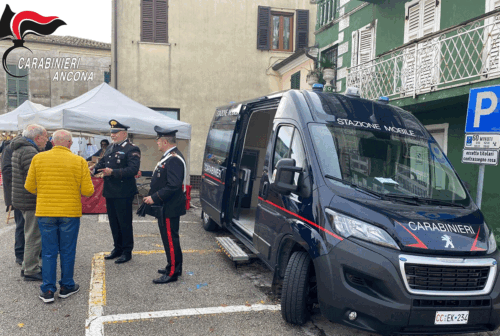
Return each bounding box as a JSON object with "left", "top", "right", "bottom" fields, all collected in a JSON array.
[{"left": 0, "top": 35, "right": 111, "bottom": 114}]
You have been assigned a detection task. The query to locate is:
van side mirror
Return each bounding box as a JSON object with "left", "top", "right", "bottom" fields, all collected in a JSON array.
[{"left": 272, "top": 158, "right": 301, "bottom": 195}]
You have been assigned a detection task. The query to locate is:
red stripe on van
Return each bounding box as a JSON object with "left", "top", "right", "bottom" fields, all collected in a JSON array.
[
  {"left": 397, "top": 221, "right": 428, "bottom": 249},
  {"left": 470, "top": 226, "right": 486, "bottom": 251},
  {"left": 258, "top": 196, "right": 343, "bottom": 241},
  {"left": 203, "top": 173, "right": 224, "bottom": 184}
]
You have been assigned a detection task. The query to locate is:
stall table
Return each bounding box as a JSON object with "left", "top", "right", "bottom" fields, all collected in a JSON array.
[{"left": 82, "top": 177, "right": 106, "bottom": 214}]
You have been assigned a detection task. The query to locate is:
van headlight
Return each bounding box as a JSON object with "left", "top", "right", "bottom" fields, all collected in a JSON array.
[
  {"left": 325, "top": 209, "right": 400, "bottom": 250},
  {"left": 488, "top": 230, "right": 497, "bottom": 254}
]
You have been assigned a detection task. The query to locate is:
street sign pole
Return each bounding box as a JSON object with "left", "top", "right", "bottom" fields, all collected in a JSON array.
[
  {"left": 465, "top": 86, "right": 500, "bottom": 208},
  {"left": 476, "top": 164, "right": 485, "bottom": 209}
]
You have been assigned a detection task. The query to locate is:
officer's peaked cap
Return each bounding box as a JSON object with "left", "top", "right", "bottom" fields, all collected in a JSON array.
[
  {"left": 109, "top": 119, "right": 129, "bottom": 133},
  {"left": 154, "top": 126, "right": 178, "bottom": 139}
]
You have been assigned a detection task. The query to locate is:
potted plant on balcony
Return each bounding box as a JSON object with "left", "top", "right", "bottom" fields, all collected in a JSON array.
[
  {"left": 320, "top": 58, "right": 336, "bottom": 91},
  {"left": 306, "top": 68, "right": 321, "bottom": 86}
]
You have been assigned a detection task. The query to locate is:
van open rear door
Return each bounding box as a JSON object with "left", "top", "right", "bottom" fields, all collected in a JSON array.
[{"left": 200, "top": 104, "right": 243, "bottom": 225}]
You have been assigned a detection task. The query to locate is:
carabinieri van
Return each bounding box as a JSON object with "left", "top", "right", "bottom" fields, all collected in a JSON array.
[{"left": 200, "top": 88, "right": 500, "bottom": 335}]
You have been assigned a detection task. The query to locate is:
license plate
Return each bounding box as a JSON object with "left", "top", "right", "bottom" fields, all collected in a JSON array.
[{"left": 435, "top": 311, "right": 469, "bottom": 325}]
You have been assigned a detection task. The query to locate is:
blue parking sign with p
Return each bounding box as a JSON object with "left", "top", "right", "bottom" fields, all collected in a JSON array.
[
  {"left": 466, "top": 86, "right": 500, "bottom": 133},
  {"left": 466, "top": 135, "right": 473, "bottom": 145}
]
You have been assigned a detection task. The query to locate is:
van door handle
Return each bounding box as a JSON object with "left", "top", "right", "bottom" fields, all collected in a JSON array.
[{"left": 262, "top": 181, "right": 269, "bottom": 198}]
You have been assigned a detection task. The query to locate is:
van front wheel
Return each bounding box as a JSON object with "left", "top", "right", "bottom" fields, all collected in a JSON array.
[
  {"left": 281, "top": 251, "right": 313, "bottom": 325},
  {"left": 202, "top": 211, "right": 218, "bottom": 231}
]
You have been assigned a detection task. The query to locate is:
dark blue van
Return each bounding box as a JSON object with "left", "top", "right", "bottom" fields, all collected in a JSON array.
[{"left": 200, "top": 89, "right": 500, "bottom": 335}]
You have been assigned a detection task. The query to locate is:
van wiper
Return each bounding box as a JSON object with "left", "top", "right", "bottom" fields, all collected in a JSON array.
[
  {"left": 416, "top": 197, "right": 466, "bottom": 208},
  {"left": 325, "top": 174, "right": 385, "bottom": 199},
  {"left": 385, "top": 194, "right": 465, "bottom": 208},
  {"left": 382, "top": 193, "right": 421, "bottom": 205}
]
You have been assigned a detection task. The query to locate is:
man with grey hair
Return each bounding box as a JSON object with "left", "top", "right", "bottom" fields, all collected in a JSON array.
[
  {"left": 11, "top": 124, "right": 48, "bottom": 281},
  {"left": 25, "top": 130, "right": 94, "bottom": 303}
]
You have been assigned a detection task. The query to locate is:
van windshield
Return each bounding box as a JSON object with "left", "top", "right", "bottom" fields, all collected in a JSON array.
[{"left": 310, "top": 124, "right": 469, "bottom": 205}]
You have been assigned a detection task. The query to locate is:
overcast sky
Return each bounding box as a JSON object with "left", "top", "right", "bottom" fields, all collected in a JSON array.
[{"left": 3, "top": 1, "right": 112, "bottom": 43}]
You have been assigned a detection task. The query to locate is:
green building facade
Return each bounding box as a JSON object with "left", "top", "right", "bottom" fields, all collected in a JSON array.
[{"left": 314, "top": 0, "right": 500, "bottom": 233}]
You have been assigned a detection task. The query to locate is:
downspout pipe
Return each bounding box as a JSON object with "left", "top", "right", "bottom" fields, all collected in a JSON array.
[{"left": 113, "top": 0, "right": 118, "bottom": 89}]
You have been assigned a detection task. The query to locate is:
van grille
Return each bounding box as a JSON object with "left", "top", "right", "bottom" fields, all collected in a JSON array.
[
  {"left": 412, "top": 299, "right": 490, "bottom": 307},
  {"left": 405, "top": 264, "right": 489, "bottom": 292}
]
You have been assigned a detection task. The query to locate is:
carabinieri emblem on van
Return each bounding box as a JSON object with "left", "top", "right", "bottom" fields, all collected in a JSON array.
[{"left": 442, "top": 235, "right": 455, "bottom": 249}]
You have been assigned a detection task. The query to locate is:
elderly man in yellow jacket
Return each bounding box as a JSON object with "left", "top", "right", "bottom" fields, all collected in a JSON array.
[{"left": 25, "top": 130, "right": 94, "bottom": 303}]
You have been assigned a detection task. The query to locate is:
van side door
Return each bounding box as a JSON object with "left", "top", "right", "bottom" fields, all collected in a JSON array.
[
  {"left": 200, "top": 106, "right": 241, "bottom": 225},
  {"left": 254, "top": 123, "right": 312, "bottom": 263}
]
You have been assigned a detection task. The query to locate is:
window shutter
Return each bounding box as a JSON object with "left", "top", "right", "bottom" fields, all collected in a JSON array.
[
  {"left": 257, "top": 6, "right": 271, "bottom": 50},
  {"left": 486, "top": 0, "right": 500, "bottom": 71},
  {"left": 402, "top": 46, "right": 417, "bottom": 92},
  {"left": 407, "top": 3, "right": 420, "bottom": 42},
  {"left": 358, "top": 25, "right": 374, "bottom": 64},
  {"left": 7, "top": 74, "right": 17, "bottom": 108},
  {"left": 351, "top": 30, "right": 359, "bottom": 67},
  {"left": 141, "top": 0, "right": 154, "bottom": 42},
  {"left": 421, "top": 0, "right": 437, "bottom": 36},
  {"left": 291, "top": 71, "right": 300, "bottom": 89},
  {"left": 155, "top": 0, "right": 168, "bottom": 43},
  {"left": 296, "top": 10, "right": 309, "bottom": 50}
]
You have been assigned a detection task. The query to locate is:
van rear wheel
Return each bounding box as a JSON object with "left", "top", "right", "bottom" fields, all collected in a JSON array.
[
  {"left": 202, "top": 211, "right": 218, "bottom": 231},
  {"left": 281, "top": 251, "right": 314, "bottom": 325}
]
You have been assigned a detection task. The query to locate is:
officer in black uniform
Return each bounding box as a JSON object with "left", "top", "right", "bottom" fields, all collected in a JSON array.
[
  {"left": 143, "top": 126, "right": 186, "bottom": 284},
  {"left": 94, "top": 120, "right": 141, "bottom": 264}
]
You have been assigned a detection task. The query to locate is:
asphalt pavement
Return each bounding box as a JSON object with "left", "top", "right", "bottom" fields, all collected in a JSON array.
[{"left": 0, "top": 189, "right": 498, "bottom": 336}]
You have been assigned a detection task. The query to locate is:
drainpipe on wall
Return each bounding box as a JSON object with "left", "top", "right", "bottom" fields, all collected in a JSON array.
[{"left": 113, "top": 0, "right": 118, "bottom": 89}]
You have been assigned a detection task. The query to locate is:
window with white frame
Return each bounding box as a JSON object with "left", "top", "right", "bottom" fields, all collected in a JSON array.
[
  {"left": 425, "top": 123, "right": 448, "bottom": 155},
  {"left": 404, "top": 0, "right": 440, "bottom": 44},
  {"left": 425, "top": 123, "right": 448, "bottom": 191}
]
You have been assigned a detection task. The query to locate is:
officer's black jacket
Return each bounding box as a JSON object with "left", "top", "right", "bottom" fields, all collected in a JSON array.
[
  {"left": 94, "top": 139, "right": 141, "bottom": 198},
  {"left": 149, "top": 147, "right": 186, "bottom": 218}
]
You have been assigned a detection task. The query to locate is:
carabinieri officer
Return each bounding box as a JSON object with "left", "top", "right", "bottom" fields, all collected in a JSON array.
[
  {"left": 143, "top": 126, "right": 186, "bottom": 284},
  {"left": 94, "top": 120, "right": 141, "bottom": 264}
]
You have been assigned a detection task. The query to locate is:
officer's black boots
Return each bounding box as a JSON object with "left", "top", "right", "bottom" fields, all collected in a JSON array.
[
  {"left": 115, "top": 253, "right": 132, "bottom": 264},
  {"left": 157, "top": 264, "right": 182, "bottom": 275},
  {"left": 152, "top": 274, "right": 178, "bottom": 284},
  {"left": 104, "top": 249, "right": 122, "bottom": 260}
]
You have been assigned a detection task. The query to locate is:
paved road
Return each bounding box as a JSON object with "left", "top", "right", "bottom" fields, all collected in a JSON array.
[{"left": 0, "top": 189, "right": 498, "bottom": 336}]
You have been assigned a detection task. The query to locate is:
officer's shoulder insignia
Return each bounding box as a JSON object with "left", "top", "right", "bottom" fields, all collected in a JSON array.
[{"left": 132, "top": 152, "right": 141, "bottom": 157}]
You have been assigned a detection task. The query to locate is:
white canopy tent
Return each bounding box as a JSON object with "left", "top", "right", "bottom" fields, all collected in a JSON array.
[
  {"left": 17, "top": 83, "right": 192, "bottom": 173},
  {"left": 17, "top": 83, "right": 191, "bottom": 139},
  {"left": 0, "top": 100, "right": 47, "bottom": 131}
]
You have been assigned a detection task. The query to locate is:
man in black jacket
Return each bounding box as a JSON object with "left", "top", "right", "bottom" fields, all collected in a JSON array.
[
  {"left": 12, "top": 125, "right": 48, "bottom": 281},
  {"left": 1, "top": 135, "right": 25, "bottom": 265},
  {"left": 94, "top": 120, "right": 140, "bottom": 264},
  {"left": 143, "top": 126, "right": 186, "bottom": 284}
]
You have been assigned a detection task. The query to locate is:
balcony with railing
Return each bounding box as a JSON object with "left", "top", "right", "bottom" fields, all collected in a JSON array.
[{"left": 347, "top": 10, "right": 500, "bottom": 100}]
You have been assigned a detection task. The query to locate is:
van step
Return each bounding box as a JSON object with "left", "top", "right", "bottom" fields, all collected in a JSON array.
[{"left": 216, "top": 237, "right": 250, "bottom": 262}]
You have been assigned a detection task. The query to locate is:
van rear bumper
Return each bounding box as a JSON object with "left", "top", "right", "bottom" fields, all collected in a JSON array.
[{"left": 315, "top": 239, "right": 500, "bottom": 335}]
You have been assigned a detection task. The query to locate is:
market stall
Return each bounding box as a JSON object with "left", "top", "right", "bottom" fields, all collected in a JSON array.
[
  {"left": 0, "top": 100, "right": 47, "bottom": 131},
  {"left": 18, "top": 83, "right": 192, "bottom": 214}
]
